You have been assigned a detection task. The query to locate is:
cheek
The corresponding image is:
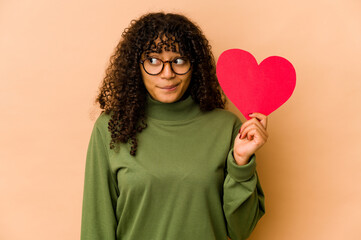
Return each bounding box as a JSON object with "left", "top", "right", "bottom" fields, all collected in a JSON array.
[
  {"left": 142, "top": 76, "right": 157, "bottom": 91},
  {"left": 140, "top": 67, "right": 153, "bottom": 86},
  {"left": 183, "top": 74, "right": 192, "bottom": 87}
]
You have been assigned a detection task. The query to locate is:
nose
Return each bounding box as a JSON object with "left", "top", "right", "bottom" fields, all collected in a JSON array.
[{"left": 160, "top": 62, "right": 175, "bottom": 79}]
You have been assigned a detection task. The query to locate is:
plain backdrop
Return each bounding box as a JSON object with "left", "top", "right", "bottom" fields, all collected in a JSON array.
[{"left": 1, "top": 0, "right": 360, "bottom": 239}]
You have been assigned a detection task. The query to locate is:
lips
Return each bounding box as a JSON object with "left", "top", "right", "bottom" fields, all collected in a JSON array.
[{"left": 160, "top": 83, "right": 180, "bottom": 89}]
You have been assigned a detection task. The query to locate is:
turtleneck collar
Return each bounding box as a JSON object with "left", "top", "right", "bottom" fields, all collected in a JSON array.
[{"left": 146, "top": 93, "right": 202, "bottom": 121}]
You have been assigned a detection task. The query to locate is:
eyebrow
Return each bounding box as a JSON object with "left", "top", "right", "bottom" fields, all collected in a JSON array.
[
  {"left": 147, "top": 53, "right": 183, "bottom": 59},
  {"left": 147, "top": 49, "right": 181, "bottom": 54}
]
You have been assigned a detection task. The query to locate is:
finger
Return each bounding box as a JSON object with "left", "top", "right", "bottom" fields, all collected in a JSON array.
[
  {"left": 246, "top": 129, "right": 267, "bottom": 146},
  {"left": 240, "top": 125, "right": 268, "bottom": 141},
  {"left": 240, "top": 119, "right": 268, "bottom": 139},
  {"left": 248, "top": 112, "right": 268, "bottom": 129},
  {"left": 240, "top": 121, "right": 267, "bottom": 140},
  {"left": 249, "top": 112, "right": 268, "bottom": 130},
  {"left": 239, "top": 118, "right": 263, "bottom": 135}
]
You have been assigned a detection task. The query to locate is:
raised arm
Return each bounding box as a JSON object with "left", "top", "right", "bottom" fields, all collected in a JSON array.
[{"left": 223, "top": 113, "right": 268, "bottom": 239}]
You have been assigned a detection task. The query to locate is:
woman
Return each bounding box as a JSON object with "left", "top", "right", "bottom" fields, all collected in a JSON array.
[{"left": 81, "top": 12, "right": 268, "bottom": 240}]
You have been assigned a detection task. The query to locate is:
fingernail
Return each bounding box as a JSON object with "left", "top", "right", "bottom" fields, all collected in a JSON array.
[{"left": 248, "top": 113, "right": 253, "bottom": 116}]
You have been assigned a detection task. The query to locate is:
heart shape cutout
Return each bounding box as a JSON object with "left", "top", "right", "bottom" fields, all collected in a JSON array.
[{"left": 216, "top": 49, "right": 296, "bottom": 120}]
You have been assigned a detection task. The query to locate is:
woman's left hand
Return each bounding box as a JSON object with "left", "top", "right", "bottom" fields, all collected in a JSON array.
[{"left": 233, "top": 113, "right": 269, "bottom": 166}]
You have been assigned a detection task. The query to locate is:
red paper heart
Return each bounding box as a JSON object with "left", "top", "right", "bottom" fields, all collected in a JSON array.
[{"left": 216, "top": 49, "right": 296, "bottom": 120}]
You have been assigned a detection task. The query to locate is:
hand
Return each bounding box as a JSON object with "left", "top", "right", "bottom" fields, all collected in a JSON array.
[{"left": 233, "top": 113, "right": 269, "bottom": 165}]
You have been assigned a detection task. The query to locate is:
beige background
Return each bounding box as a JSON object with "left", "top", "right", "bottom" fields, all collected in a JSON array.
[{"left": 1, "top": 0, "right": 360, "bottom": 239}]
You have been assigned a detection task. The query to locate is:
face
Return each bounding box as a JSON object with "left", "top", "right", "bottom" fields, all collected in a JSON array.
[{"left": 140, "top": 44, "right": 192, "bottom": 103}]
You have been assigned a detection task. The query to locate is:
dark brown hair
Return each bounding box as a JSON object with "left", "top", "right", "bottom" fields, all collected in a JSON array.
[{"left": 96, "top": 12, "right": 226, "bottom": 156}]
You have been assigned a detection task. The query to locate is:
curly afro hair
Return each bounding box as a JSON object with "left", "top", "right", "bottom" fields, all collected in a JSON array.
[{"left": 96, "top": 12, "right": 226, "bottom": 156}]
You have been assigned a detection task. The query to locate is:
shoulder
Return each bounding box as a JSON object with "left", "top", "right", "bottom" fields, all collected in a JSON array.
[
  {"left": 95, "top": 112, "right": 112, "bottom": 125},
  {"left": 93, "top": 112, "right": 112, "bottom": 136},
  {"left": 205, "top": 108, "right": 243, "bottom": 126},
  {"left": 205, "top": 108, "right": 243, "bottom": 140}
]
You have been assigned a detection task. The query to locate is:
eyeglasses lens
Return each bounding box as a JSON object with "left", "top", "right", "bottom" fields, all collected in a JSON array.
[{"left": 143, "top": 58, "right": 191, "bottom": 75}]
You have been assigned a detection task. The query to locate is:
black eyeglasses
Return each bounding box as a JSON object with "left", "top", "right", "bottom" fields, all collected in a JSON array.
[{"left": 140, "top": 57, "right": 192, "bottom": 75}]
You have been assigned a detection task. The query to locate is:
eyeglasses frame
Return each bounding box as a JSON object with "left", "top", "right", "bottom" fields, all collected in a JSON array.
[{"left": 140, "top": 57, "right": 192, "bottom": 76}]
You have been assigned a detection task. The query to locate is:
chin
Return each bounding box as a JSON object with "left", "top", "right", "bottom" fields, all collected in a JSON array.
[{"left": 157, "top": 95, "right": 179, "bottom": 103}]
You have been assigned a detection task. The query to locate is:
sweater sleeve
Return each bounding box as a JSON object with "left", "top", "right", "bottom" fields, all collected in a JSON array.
[
  {"left": 223, "top": 119, "right": 265, "bottom": 240},
  {"left": 81, "top": 119, "right": 119, "bottom": 240}
]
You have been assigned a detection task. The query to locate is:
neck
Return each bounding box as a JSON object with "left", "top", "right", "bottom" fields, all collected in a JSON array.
[{"left": 146, "top": 92, "right": 201, "bottom": 121}]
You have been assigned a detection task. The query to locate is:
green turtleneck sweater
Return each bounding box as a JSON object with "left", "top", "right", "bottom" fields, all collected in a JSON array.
[{"left": 81, "top": 94, "right": 265, "bottom": 240}]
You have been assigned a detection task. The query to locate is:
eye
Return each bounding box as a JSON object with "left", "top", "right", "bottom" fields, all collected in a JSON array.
[
  {"left": 173, "top": 58, "right": 187, "bottom": 65},
  {"left": 147, "top": 57, "right": 162, "bottom": 66}
]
